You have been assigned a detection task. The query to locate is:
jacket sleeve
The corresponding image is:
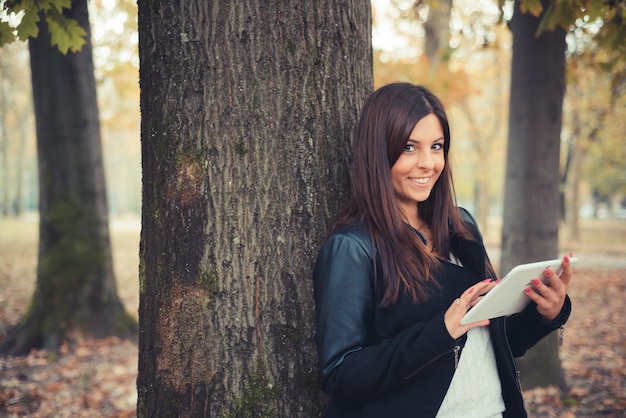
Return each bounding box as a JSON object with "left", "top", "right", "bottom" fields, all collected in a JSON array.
[
  {"left": 313, "top": 231, "right": 461, "bottom": 400},
  {"left": 504, "top": 296, "right": 572, "bottom": 357}
]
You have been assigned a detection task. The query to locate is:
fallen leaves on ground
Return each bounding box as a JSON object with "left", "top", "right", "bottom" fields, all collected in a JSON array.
[
  {"left": 1, "top": 216, "right": 625, "bottom": 416},
  {"left": 0, "top": 337, "right": 137, "bottom": 417},
  {"left": 522, "top": 267, "right": 626, "bottom": 417},
  {"left": 2, "top": 267, "right": 624, "bottom": 417}
]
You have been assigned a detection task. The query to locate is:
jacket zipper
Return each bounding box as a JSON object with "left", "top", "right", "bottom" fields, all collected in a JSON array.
[
  {"left": 502, "top": 321, "right": 523, "bottom": 396},
  {"left": 403, "top": 344, "right": 462, "bottom": 380},
  {"left": 453, "top": 345, "right": 461, "bottom": 369},
  {"left": 559, "top": 324, "right": 565, "bottom": 346}
]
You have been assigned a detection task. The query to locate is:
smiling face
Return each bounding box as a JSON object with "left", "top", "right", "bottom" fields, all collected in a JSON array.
[{"left": 390, "top": 113, "right": 445, "bottom": 223}]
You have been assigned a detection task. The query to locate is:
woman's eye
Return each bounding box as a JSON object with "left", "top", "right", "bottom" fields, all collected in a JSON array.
[
  {"left": 405, "top": 144, "right": 415, "bottom": 151},
  {"left": 432, "top": 143, "right": 443, "bottom": 151}
]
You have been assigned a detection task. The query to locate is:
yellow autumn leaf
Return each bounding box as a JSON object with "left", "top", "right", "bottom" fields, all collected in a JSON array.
[{"left": 519, "top": 0, "right": 544, "bottom": 17}]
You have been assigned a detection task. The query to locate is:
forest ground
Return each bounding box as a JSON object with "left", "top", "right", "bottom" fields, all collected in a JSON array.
[{"left": 1, "top": 215, "right": 625, "bottom": 417}]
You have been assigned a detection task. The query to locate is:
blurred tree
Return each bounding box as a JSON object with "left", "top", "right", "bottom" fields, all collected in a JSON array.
[
  {"left": 0, "top": 68, "right": 8, "bottom": 216},
  {"left": 500, "top": 0, "right": 568, "bottom": 391},
  {"left": 563, "top": 51, "right": 613, "bottom": 237},
  {"left": 373, "top": 51, "right": 471, "bottom": 102},
  {"left": 500, "top": 0, "right": 626, "bottom": 390},
  {"left": 563, "top": 17, "right": 626, "bottom": 229},
  {"left": 417, "top": 0, "right": 453, "bottom": 72},
  {"left": 90, "top": 0, "right": 141, "bottom": 216},
  {"left": 447, "top": 10, "right": 511, "bottom": 232},
  {"left": 0, "top": 43, "right": 33, "bottom": 217},
  {"left": 377, "top": 0, "right": 508, "bottom": 230},
  {"left": 1, "top": 0, "right": 137, "bottom": 355},
  {"left": 91, "top": 0, "right": 139, "bottom": 131},
  {"left": 583, "top": 100, "right": 626, "bottom": 207},
  {"left": 379, "top": 0, "right": 472, "bottom": 100},
  {"left": 136, "top": 0, "right": 372, "bottom": 415}
]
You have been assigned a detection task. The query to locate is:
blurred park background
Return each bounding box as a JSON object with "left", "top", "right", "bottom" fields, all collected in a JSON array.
[
  {"left": 2, "top": 0, "right": 625, "bottom": 232},
  {"left": 1, "top": 0, "right": 626, "bottom": 416}
]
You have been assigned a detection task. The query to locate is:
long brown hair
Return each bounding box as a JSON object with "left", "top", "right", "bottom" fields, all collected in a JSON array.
[{"left": 334, "top": 83, "right": 474, "bottom": 306}]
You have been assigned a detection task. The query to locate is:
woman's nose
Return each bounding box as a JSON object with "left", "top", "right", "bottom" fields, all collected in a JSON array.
[{"left": 417, "top": 151, "right": 434, "bottom": 169}]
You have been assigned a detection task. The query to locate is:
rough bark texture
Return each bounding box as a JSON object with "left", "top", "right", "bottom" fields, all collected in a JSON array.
[
  {"left": 136, "top": 1, "right": 372, "bottom": 416},
  {"left": 3, "top": 0, "right": 137, "bottom": 356},
  {"left": 501, "top": 0, "right": 567, "bottom": 390}
]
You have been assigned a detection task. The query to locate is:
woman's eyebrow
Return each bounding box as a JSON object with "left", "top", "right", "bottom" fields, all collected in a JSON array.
[{"left": 407, "top": 137, "right": 444, "bottom": 142}]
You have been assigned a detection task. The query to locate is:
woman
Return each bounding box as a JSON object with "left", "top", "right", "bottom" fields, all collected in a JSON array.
[{"left": 313, "top": 83, "right": 573, "bottom": 417}]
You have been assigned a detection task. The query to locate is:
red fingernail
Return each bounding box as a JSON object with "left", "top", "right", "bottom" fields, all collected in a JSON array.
[
  {"left": 564, "top": 255, "right": 570, "bottom": 264},
  {"left": 495, "top": 279, "right": 501, "bottom": 284},
  {"left": 545, "top": 268, "right": 553, "bottom": 276},
  {"left": 468, "top": 287, "right": 475, "bottom": 294},
  {"left": 482, "top": 279, "right": 491, "bottom": 283},
  {"left": 525, "top": 287, "right": 532, "bottom": 294},
  {"left": 532, "top": 278, "right": 540, "bottom": 285}
]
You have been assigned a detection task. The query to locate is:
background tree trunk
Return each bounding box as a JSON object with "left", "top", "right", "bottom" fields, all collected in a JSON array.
[
  {"left": 3, "top": 0, "right": 137, "bottom": 355},
  {"left": 14, "top": 109, "right": 30, "bottom": 216},
  {"left": 136, "top": 1, "right": 372, "bottom": 416},
  {"left": 501, "top": 0, "right": 567, "bottom": 390},
  {"left": 421, "top": 0, "right": 452, "bottom": 69},
  {"left": 0, "top": 81, "right": 8, "bottom": 216}
]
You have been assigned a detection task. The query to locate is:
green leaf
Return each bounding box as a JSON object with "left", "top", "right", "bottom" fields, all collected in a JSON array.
[
  {"left": 46, "top": 9, "right": 87, "bottom": 54},
  {"left": 585, "top": 0, "right": 609, "bottom": 21},
  {"left": 48, "top": 19, "right": 87, "bottom": 54},
  {"left": 15, "top": 8, "right": 41, "bottom": 41},
  {"left": 520, "top": 0, "right": 544, "bottom": 17},
  {"left": 0, "top": 21, "right": 16, "bottom": 47},
  {"left": 8, "top": 0, "right": 40, "bottom": 16},
  {"left": 49, "top": 0, "right": 73, "bottom": 13},
  {"left": 535, "top": 0, "right": 587, "bottom": 35},
  {"left": 38, "top": 0, "right": 72, "bottom": 13},
  {"left": 545, "top": 1, "right": 579, "bottom": 31}
]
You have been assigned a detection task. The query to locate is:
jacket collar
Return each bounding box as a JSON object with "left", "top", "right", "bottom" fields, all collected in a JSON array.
[{"left": 450, "top": 234, "right": 488, "bottom": 279}]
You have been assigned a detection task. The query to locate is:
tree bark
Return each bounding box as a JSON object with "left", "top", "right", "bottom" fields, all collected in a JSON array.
[
  {"left": 501, "top": 0, "right": 567, "bottom": 389},
  {"left": 136, "top": 1, "right": 372, "bottom": 416},
  {"left": 3, "top": 0, "right": 137, "bottom": 355}
]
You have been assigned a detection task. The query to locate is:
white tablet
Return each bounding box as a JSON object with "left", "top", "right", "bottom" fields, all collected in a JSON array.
[{"left": 460, "top": 257, "right": 578, "bottom": 325}]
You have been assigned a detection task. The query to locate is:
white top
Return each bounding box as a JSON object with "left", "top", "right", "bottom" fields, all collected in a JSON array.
[{"left": 435, "top": 326, "right": 505, "bottom": 418}]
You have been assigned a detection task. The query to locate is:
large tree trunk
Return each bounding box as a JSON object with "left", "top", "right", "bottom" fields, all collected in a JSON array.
[
  {"left": 3, "top": 0, "right": 137, "bottom": 355},
  {"left": 501, "top": 0, "right": 567, "bottom": 390},
  {"left": 136, "top": 1, "right": 372, "bottom": 416}
]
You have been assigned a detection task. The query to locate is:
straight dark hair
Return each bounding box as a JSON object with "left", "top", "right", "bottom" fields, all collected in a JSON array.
[{"left": 334, "top": 83, "right": 475, "bottom": 306}]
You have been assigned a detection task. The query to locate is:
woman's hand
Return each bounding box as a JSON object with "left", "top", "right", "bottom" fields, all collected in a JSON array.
[
  {"left": 444, "top": 279, "right": 498, "bottom": 340},
  {"left": 524, "top": 254, "right": 573, "bottom": 321}
]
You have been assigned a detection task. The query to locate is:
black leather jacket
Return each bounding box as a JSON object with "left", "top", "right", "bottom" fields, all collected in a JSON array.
[{"left": 313, "top": 214, "right": 571, "bottom": 417}]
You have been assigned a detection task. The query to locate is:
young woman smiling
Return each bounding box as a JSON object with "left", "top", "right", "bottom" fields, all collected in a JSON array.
[{"left": 313, "top": 83, "right": 573, "bottom": 417}]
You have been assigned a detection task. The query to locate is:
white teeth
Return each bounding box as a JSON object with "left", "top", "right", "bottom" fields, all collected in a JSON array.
[{"left": 411, "top": 177, "right": 430, "bottom": 184}]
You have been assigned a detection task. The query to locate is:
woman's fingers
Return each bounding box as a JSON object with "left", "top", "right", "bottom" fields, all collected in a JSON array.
[
  {"left": 445, "top": 280, "right": 496, "bottom": 339},
  {"left": 525, "top": 254, "right": 573, "bottom": 321},
  {"left": 559, "top": 254, "right": 573, "bottom": 286}
]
